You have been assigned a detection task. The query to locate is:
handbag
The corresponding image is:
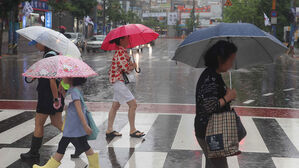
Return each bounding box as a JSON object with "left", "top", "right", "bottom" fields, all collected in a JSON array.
[
  {"left": 86, "top": 111, "right": 99, "bottom": 140},
  {"left": 232, "top": 109, "right": 247, "bottom": 142},
  {"left": 205, "top": 111, "right": 240, "bottom": 158},
  {"left": 122, "top": 71, "right": 136, "bottom": 84},
  {"left": 75, "top": 88, "right": 99, "bottom": 140}
]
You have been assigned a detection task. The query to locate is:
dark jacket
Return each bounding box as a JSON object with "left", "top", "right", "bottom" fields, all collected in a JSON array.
[{"left": 194, "top": 68, "right": 231, "bottom": 138}]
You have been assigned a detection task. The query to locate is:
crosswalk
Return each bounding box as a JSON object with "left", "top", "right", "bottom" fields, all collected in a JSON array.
[{"left": 1, "top": 109, "right": 299, "bottom": 168}]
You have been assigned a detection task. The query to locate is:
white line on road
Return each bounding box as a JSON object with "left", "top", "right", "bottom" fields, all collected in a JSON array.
[
  {"left": 262, "top": 93, "right": 274, "bottom": 97},
  {"left": 283, "top": 88, "right": 295, "bottom": 92},
  {"left": 243, "top": 100, "right": 255, "bottom": 105}
]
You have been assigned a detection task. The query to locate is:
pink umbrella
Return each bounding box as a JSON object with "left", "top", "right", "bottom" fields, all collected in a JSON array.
[
  {"left": 101, "top": 24, "right": 159, "bottom": 51},
  {"left": 23, "top": 55, "right": 97, "bottom": 78}
]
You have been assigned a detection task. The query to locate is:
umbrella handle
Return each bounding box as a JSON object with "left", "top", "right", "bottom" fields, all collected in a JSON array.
[
  {"left": 25, "top": 77, "right": 36, "bottom": 84},
  {"left": 135, "top": 67, "right": 141, "bottom": 73},
  {"left": 229, "top": 71, "right": 232, "bottom": 89}
]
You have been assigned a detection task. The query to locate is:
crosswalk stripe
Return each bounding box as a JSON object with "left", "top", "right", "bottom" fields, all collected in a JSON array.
[
  {"left": 108, "top": 113, "right": 158, "bottom": 148},
  {"left": 227, "top": 156, "right": 240, "bottom": 168},
  {"left": 239, "top": 117, "right": 269, "bottom": 153},
  {"left": 253, "top": 118, "right": 299, "bottom": 156},
  {"left": 202, "top": 154, "right": 239, "bottom": 168},
  {"left": 0, "top": 148, "right": 29, "bottom": 167},
  {"left": 136, "top": 115, "right": 181, "bottom": 152},
  {"left": 44, "top": 112, "right": 108, "bottom": 146},
  {"left": 0, "top": 110, "right": 24, "bottom": 121},
  {"left": 171, "top": 114, "right": 201, "bottom": 150},
  {"left": 124, "top": 152, "right": 168, "bottom": 168},
  {"left": 276, "top": 118, "right": 299, "bottom": 152},
  {"left": 0, "top": 111, "right": 35, "bottom": 134},
  {"left": 0, "top": 117, "right": 50, "bottom": 144},
  {"left": 272, "top": 157, "right": 299, "bottom": 168}
]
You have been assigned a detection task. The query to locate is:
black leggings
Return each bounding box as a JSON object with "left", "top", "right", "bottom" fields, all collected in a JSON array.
[{"left": 57, "top": 136, "right": 91, "bottom": 154}]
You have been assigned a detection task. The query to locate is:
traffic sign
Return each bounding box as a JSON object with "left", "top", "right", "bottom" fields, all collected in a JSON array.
[
  {"left": 45, "top": 11, "right": 52, "bottom": 28},
  {"left": 271, "top": 11, "right": 277, "bottom": 17}
]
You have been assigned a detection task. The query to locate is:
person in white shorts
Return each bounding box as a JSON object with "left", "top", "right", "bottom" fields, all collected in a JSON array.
[{"left": 106, "top": 36, "right": 145, "bottom": 138}]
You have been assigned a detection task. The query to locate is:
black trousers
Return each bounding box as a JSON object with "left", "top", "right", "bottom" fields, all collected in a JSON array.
[{"left": 57, "top": 136, "right": 90, "bottom": 154}]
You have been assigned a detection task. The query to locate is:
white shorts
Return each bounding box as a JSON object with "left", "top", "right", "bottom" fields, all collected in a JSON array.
[{"left": 113, "top": 81, "right": 135, "bottom": 104}]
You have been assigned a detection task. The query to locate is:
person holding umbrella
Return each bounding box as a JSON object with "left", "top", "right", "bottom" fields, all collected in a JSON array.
[
  {"left": 22, "top": 55, "right": 99, "bottom": 168},
  {"left": 195, "top": 40, "right": 238, "bottom": 168},
  {"left": 106, "top": 36, "right": 145, "bottom": 138},
  {"left": 20, "top": 41, "right": 65, "bottom": 160},
  {"left": 16, "top": 26, "right": 82, "bottom": 160},
  {"left": 172, "top": 23, "right": 288, "bottom": 168},
  {"left": 101, "top": 24, "right": 159, "bottom": 138}
]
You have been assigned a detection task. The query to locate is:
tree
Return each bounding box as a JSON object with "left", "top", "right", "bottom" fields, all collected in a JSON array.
[
  {"left": 67, "top": 0, "right": 97, "bottom": 32},
  {"left": 106, "top": 0, "right": 125, "bottom": 27},
  {"left": 223, "top": 0, "right": 292, "bottom": 41},
  {"left": 124, "top": 10, "right": 141, "bottom": 24},
  {"left": 186, "top": 10, "right": 196, "bottom": 35},
  {"left": 48, "top": 0, "right": 69, "bottom": 27}
]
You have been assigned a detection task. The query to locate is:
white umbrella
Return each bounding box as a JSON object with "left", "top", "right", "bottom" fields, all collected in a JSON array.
[{"left": 17, "top": 26, "right": 81, "bottom": 59}]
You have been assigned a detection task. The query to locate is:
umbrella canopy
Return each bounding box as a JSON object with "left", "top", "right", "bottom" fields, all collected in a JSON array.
[
  {"left": 101, "top": 24, "right": 159, "bottom": 51},
  {"left": 17, "top": 26, "right": 81, "bottom": 59},
  {"left": 173, "top": 23, "right": 288, "bottom": 69},
  {"left": 23, "top": 55, "right": 97, "bottom": 78}
]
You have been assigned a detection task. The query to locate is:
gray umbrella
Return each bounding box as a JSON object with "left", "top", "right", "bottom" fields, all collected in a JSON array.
[{"left": 172, "top": 23, "right": 288, "bottom": 87}]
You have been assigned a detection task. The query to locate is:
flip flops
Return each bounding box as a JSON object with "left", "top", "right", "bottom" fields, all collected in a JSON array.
[
  {"left": 130, "top": 130, "right": 145, "bottom": 138},
  {"left": 106, "top": 131, "right": 122, "bottom": 138}
]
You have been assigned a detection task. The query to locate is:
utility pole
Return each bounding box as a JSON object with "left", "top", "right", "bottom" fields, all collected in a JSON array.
[
  {"left": 289, "top": 0, "right": 296, "bottom": 56},
  {"left": 192, "top": 0, "right": 196, "bottom": 31},
  {"left": 93, "top": 1, "right": 98, "bottom": 35},
  {"left": 103, "top": 0, "right": 106, "bottom": 35},
  {"left": 271, "top": 0, "right": 277, "bottom": 37}
]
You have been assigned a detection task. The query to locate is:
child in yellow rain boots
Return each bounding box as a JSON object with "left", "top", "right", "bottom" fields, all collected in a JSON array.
[{"left": 33, "top": 78, "right": 100, "bottom": 168}]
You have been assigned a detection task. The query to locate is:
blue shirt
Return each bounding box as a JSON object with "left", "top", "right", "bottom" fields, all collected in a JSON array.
[{"left": 63, "top": 87, "right": 88, "bottom": 137}]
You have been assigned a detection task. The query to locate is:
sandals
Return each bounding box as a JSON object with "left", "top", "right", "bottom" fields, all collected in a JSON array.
[
  {"left": 106, "top": 131, "right": 122, "bottom": 138},
  {"left": 106, "top": 130, "right": 145, "bottom": 138},
  {"left": 130, "top": 130, "right": 145, "bottom": 138}
]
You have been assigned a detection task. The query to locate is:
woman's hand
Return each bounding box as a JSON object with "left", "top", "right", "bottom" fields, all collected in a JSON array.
[
  {"left": 54, "top": 100, "right": 60, "bottom": 107},
  {"left": 84, "top": 125, "right": 92, "bottom": 135},
  {"left": 129, "top": 62, "right": 137, "bottom": 70},
  {"left": 225, "top": 88, "right": 237, "bottom": 102}
]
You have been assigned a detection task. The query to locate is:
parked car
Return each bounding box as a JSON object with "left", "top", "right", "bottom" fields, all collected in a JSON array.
[
  {"left": 86, "top": 35, "right": 106, "bottom": 52},
  {"left": 64, "top": 32, "right": 85, "bottom": 51}
]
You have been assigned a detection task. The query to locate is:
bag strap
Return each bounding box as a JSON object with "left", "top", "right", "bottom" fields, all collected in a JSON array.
[{"left": 73, "top": 87, "right": 88, "bottom": 111}]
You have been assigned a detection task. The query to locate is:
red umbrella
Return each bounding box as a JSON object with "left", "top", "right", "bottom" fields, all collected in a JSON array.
[{"left": 101, "top": 24, "right": 159, "bottom": 51}]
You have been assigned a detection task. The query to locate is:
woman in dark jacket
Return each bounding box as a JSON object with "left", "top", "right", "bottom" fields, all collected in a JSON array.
[{"left": 195, "top": 40, "right": 238, "bottom": 168}]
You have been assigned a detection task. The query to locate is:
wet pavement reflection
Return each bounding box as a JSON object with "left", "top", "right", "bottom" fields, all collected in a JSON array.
[{"left": 1, "top": 38, "right": 299, "bottom": 108}]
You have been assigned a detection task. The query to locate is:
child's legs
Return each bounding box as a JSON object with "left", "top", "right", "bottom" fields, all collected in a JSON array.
[
  {"left": 71, "top": 136, "right": 93, "bottom": 155},
  {"left": 54, "top": 137, "right": 71, "bottom": 162}
]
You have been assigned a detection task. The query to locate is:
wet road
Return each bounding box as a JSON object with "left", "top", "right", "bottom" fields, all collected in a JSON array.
[{"left": 0, "top": 38, "right": 299, "bottom": 108}]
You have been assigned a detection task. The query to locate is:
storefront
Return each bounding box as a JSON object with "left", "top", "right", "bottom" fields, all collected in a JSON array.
[{"left": 20, "top": 0, "right": 51, "bottom": 28}]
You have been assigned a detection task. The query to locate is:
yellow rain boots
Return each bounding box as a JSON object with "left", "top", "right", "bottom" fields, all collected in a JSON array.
[
  {"left": 33, "top": 157, "right": 61, "bottom": 168},
  {"left": 87, "top": 153, "right": 100, "bottom": 168}
]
